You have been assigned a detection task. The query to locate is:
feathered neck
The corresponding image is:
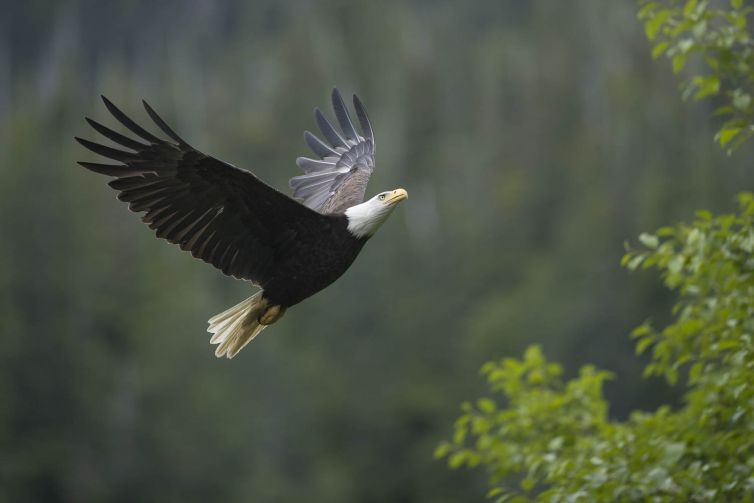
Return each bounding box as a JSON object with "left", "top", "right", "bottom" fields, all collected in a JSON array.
[{"left": 344, "top": 199, "right": 398, "bottom": 239}]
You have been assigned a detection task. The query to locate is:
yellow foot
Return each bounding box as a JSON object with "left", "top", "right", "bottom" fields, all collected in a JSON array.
[{"left": 258, "top": 304, "right": 286, "bottom": 325}]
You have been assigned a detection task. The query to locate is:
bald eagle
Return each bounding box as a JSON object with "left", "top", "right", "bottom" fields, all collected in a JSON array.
[{"left": 76, "top": 89, "right": 407, "bottom": 359}]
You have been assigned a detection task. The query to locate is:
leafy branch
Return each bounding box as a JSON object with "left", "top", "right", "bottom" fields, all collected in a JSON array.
[
  {"left": 437, "top": 197, "right": 754, "bottom": 500},
  {"left": 436, "top": 2, "right": 754, "bottom": 500},
  {"left": 639, "top": 0, "right": 754, "bottom": 151}
]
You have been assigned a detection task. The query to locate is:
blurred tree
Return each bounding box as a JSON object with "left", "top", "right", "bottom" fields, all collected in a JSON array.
[
  {"left": 437, "top": 0, "right": 754, "bottom": 500},
  {"left": 639, "top": 0, "right": 754, "bottom": 150},
  {"left": 437, "top": 195, "right": 754, "bottom": 500}
]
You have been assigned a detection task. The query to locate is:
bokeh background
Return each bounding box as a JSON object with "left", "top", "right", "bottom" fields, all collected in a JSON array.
[{"left": 2, "top": 1, "right": 753, "bottom": 501}]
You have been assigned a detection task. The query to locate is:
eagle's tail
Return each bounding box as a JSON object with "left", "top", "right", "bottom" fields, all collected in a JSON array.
[{"left": 207, "top": 292, "right": 269, "bottom": 359}]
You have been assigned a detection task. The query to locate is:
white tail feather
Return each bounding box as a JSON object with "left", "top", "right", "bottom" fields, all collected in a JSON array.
[{"left": 207, "top": 292, "right": 269, "bottom": 359}]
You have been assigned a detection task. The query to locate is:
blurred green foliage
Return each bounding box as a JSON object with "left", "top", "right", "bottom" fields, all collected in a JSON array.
[
  {"left": 639, "top": 0, "right": 754, "bottom": 150},
  {"left": 437, "top": 196, "right": 754, "bottom": 500},
  {"left": 438, "top": 1, "right": 754, "bottom": 501},
  {"left": 3, "top": 1, "right": 754, "bottom": 502}
]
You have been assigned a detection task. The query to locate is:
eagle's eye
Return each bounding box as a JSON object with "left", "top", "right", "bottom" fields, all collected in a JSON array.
[{"left": 378, "top": 194, "right": 386, "bottom": 201}]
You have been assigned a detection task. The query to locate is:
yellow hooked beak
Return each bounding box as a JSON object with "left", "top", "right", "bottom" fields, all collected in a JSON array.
[{"left": 385, "top": 188, "right": 408, "bottom": 204}]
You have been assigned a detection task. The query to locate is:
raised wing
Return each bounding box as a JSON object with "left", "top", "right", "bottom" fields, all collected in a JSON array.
[
  {"left": 76, "top": 96, "right": 337, "bottom": 285},
  {"left": 290, "top": 88, "right": 376, "bottom": 214}
]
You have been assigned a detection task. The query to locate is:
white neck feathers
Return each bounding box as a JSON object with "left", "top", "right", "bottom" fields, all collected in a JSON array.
[{"left": 345, "top": 199, "right": 397, "bottom": 238}]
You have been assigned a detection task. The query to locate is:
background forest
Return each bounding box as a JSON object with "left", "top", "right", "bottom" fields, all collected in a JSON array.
[{"left": 1, "top": 1, "right": 753, "bottom": 502}]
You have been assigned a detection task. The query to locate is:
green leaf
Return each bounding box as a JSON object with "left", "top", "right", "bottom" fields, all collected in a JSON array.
[
  {"left": 716, "top": 125, "right": 742, "bottom": 147},
  {"left": 652, "top": 41, "right": 670, "bottom": 59},
  {"left": 631, "top": 323, "right": 652, "bottom": 338},
  {"left": 620, "top": 253, "right": 631, "bottom": 266},
  {"left": 666, "top": 367, "right": 679, "bottom": 385},
  {"left": 689, "top": 362, "right": 704, "bottom": 382},
  {"left": 627, "top": 254, "right": 645, "bottom": 270},
  {"left": 695, "top": 209, "right": 712, "bottom": 221},
  {"left": 663, "top": 442, "right": 686, "bottom": 464},
  {"left": 638, "top": 2, "right": 659, "bottom": 19},
  {"left": 636, "top": 335, "right": 655, "bottom": 355},
  {"left": 478, "top": 398, "right": 496, "bottom": 414},
  {"left": 645, "top": 10, "right": 672, "bottom": 40},
  {"left": 486, "top": 487, "right": 504, "bottom": 498},
  {"left": 677, "top": 38, "right": 694, "bottom": 54},
  {"left": 520, "top": 477, "right": 536, "bottom": 492},
  {"left": 434, "top": 443, "right": 451, "bottom": 459},
  {"left": 639, "top": 233, "right": 660, "bottom": 249},
  {"left": 453, "top": 426, "right": 467, "bottom": 445},
  {"left": 691, "top": 20, "right": 707, "bottom": 38},
  {"left": 692, "top": 75, "right": 720, "bottom": 100},
  {"left": 448, "top": 451, "right": 467, "bottom": 469},
  {"left": 683, "top": 0, "right": 698, "bottom": 16}
]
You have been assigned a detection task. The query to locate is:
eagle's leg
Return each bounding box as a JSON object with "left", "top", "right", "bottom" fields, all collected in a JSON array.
[
  {"left": 258, "top": 304, "right": 287, "bottom": 325},
  {"left": 208, "top": 292, "right": 283, "bottom": 358}
]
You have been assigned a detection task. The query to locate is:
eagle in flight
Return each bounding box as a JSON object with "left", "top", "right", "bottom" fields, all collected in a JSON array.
[{"left": 76, "top": 89, "right": 407, "bottom": 359}]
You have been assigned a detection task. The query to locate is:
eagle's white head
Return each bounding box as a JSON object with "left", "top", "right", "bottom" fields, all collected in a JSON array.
[{"left": 345, "top": 188, "right": 408, "bottom": 238}]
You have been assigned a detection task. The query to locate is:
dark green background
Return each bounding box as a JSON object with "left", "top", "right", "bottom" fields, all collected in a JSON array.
[{"left": 1, "top": 1, "right": 751, "bottom": 501}]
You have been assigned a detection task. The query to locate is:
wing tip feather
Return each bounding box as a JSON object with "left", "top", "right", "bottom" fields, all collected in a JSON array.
[{"left": 141, "top": 99, "right": 190, "bottom": 147}]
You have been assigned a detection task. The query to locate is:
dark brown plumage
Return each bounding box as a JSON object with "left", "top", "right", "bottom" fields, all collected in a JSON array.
[{"left": 76, "top": 90, "right": 406, "bottom": 358}]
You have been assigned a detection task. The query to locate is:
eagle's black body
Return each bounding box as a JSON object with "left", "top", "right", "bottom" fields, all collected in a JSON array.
[
  {"left": 76, "top": 89, "right": 392, "bottom": 357},
  {"left": 262, "top": 216, "right": 367, "bottom": 307},
  {"left": 76, "top": 92, "right": 376, "bottom": 308}
]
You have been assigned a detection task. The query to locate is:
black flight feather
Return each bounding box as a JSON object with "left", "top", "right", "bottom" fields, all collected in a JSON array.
[
  {"left": 85, "top": 117, "right": 148, "bottom": 151},
  {"left": 78, "top": 97, "right": 339, "bottom": 285},
  {"left": 101, "top": 95, "right": 162, "bottom": 144}
]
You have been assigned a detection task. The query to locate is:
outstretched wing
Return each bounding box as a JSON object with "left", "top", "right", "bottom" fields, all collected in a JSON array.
[
  {"left": 76, "top": 96, "right": 337, "bottom": 285},
  {"left": 290, "top": 88, "right": 376, "bottom": 214}
]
